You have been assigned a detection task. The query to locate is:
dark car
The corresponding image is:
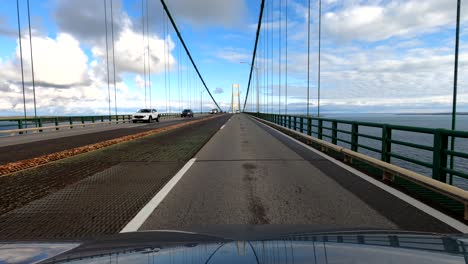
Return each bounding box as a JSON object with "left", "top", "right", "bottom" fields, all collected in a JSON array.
[{"left": 181, "top": 109, "right": 194, "bottom": 118}]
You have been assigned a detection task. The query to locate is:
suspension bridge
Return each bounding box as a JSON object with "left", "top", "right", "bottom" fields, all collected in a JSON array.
[{"left": 0, "top": 0, "right": 467, "bottom": 241}]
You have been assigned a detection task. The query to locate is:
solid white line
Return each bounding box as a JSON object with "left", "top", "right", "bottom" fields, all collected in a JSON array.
[
  {"left": 120, "top": 158, "right": 197, "bottom": 233},
  {"left": 253, "top": 118, "right": 468, "bottom": 233},
  {"left": 220, "top": 124, "right": 226, "bottom": 130}
]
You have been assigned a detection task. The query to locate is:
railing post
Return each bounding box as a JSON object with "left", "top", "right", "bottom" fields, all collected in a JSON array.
[
  {"left": 69, "top": 117, "right": 73, "bottom": 129},
  {"left": 55, "top": 118, "right": 59, "bottom": 130},
  {"left": 293, "top": 116, "right": 297, "bottom": 130},
  {"left": 91, "top": 116, "right": 95, "bottom": 123},
  {"left": 381, "top": 125, "right": 392, "bottom": 163},
  {"left": 318, "top": 120, "right": 323, "bottom": 140},
  {"left": 433, "top": 129, "right": 448, "bottom": 183},
  {"left": 17, "top": 120, "right": 23, "bottom": 134},
  {"left": 101, "top": 116, "right": 104, "bottom": 122},
  {"left": 351, "top": 123, "right": 359, "bottom": 152},
  {"left": 81, "top": 116, "right": 85, "bottom": 125},
  {"left": 307, "top": 118, "right": 312, "bottom": 136},
  {"left": 288, "top": 116, "right": 292, "bottom": 129},
  {"left": 38, "top": 118, "right": 43, "bottom": 132},
  {"left": 116, "top": 115, "right": 119, "bottom": 124},
  {"left": 300, "top": 117, "right": 304, "bottom": 133},
  {"left": 332, "top": 121, "right": 338, "bottom": 144}
]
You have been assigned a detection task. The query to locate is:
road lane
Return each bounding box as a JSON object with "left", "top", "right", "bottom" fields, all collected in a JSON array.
[{"left": 141, "top": 114, "right": 443, "bottom": 232}]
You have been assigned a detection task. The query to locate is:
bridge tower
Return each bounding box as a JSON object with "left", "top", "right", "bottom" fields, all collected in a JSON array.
[{"left": 231, "top": 84, "right": 241, "bottom": 113}]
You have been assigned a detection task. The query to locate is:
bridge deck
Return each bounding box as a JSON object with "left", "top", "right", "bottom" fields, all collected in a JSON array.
[{"left": 0, "top": 114, "right": 462, "bottom": 240}]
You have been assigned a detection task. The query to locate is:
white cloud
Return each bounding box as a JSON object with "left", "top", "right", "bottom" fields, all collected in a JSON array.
[
  {"left": 91, "top": 18, "right": 176, "bottom": 76},
  {"left": 323, "top": 0, "right": 466, "bottom": 42}
]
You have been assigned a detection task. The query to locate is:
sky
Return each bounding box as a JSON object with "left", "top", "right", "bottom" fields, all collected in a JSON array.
[{"left": 0, "top": 0, "right": 468, "bottom": 116}]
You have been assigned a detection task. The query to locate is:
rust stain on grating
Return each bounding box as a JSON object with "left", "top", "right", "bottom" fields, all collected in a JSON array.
[{"left": 0, "top": 116, "right": 219, "bottom": 176}]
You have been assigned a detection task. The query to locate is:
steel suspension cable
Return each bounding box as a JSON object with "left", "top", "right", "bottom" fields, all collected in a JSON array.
[
  {"left": 163, "top": 12, "right": 168, "bottom": 112},
  {"left": 104, "top": 0, "right": 111, "bottom": 117},
  {"left": 449, "top": 0, "right": 461, "bottom": 185},
  {"left": 266, "top": 0, "right": 269, "bottom": 113},
  {"left": 141, "top": 0, "right": 147, "bottom": 108},
  {"left": 26, "top": 0, "right": 37, "bottom": 119},
  {"left": 146, "top": 0, "right": 152, "bottom": 109},
  {"left": 241, "top": 0, "right": 265, "bottom": 112},
  {"left": 110, "top": 0, "right": 117, "bottom": 115},
  {"left": 270, "top": 0, "right": 273, "bottom": 114},
  {"left": 318, "top": 0, "right": 322, "bottom": 117},
  {"left": 307, "top": 0, "right": 310, "bottom": 116},
  {"left": 285, "top": 0, "right": 288, "bottom": 114},
  {"left": 278, "top": 0, "right": 282, "bottom": 114},
  {"left": 160, "top": 0, "right": 221, "bottom": 110},
  {"left": 16, "top": 0, "right": 27, "bottom": 125}
]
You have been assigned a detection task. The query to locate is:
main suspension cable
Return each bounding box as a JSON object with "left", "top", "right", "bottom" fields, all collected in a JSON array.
[
  {"left": 160, "top": 0, "right": 221, "bottom": 110},
  {"left": 241, "top": 0, "right": 265, "bottom": 111}
]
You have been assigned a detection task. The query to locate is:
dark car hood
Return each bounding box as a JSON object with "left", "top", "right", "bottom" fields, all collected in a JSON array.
[{"left": 1, "top": 226, "right": 467, "bottom": 263}]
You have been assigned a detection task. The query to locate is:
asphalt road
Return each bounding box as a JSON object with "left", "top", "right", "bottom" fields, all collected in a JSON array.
[
  {"left": 0, "top": 115, "right": 208, "bottom": 164},
  {"left": 0, "top": 114, "right": 230, "bottom": 240},
  {"left": 140, "top": 114, "right": 460, "bottom": 233}
]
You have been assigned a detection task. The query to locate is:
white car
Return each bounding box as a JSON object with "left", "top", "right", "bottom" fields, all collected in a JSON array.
[{"left": 132, "top": 109, "right": 160, "bottom": 123}]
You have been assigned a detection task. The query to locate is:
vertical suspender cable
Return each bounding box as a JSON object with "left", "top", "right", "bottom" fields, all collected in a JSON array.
[
  {"left": 178, "top": 41, "right": 181, "bottom": 111},
  {"left": 307, "top": 0, "right": 310, "bottom": 116},
  {"left": 167, "top": 20, "right": 171, "bottom": 113},
  {"left": 26, "top": 0, "right": 37, "bottom": 119},
  {"left": 318, "top": 0, "right": 322, "bottom": 117},
  {"left": 449, "top": 0, "right": 461, "bottom": 185},
  {"left": 141, "top": 0, "right": 147, "bottom": 108},
  {"left": 110, "top": 0, "right": 117, "bottom": 116},
  {"left": 266, "top": 0, "right": 269, "bottom": 113},
  {"left": 285, "top": 0, "right": 288, "bottom": 114},
  {"left": 164, "top": 13, "right": 168, "bottom": 112},
  {"left": 270, "top": 0, "right": 273, "bottom": 114},
  {"left": 278, "top": 0, "right": 281, "bottom": 115},
  {"left": 16, "top": 0, "right": 27, "bottom": 126},
  {"left": 104, "top": 0, "right": 111, "bottom": 117},
  {"left": 264, "top": 13, "right": 266, "bottom": 113},
  {"left": 146, "top": 0, "right": 152, "bottom": 109}
]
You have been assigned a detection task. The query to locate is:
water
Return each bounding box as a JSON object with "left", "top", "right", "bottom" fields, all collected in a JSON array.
[{"left": 308, "top": 114, "right": 468, "bottom": 190}]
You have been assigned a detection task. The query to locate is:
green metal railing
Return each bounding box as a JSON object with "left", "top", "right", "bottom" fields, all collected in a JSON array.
[
  {"left": 248, "top": 112, "right": 468, "bottom": 187},
  {"left": 0, "top": 113, "right": 184, "bottom": 135}
]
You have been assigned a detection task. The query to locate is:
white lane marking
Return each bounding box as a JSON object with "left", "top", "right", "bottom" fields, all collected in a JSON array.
[
  {"left": 253, "top": 118, "right": 468, "bottom": 233},
  {"left": 120, "top": 158, "right": 197, "bottom": 233},
  {"left": 220, "top": 125, "right": 226, "bottom": 130}
]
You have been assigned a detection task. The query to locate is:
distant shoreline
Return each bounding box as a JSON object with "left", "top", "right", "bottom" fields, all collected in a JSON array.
[{"left": 396, "top": 112, "right": 468, "bottom": 116}]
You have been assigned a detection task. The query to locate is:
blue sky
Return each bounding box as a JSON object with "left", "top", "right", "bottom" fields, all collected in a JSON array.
[{"left": 1, "top": 0, "right": 468, "bottom": 116}]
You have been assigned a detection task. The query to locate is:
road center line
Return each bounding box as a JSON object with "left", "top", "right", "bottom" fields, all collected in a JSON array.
[
  {"left": 120, "top": 158, "right": 197, "bottom": 233},
  {"left": 252, "top": 117, "right": 468, "bottom": 233}
]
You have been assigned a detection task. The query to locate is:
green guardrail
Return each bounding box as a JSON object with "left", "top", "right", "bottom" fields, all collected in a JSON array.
[
  {"left": 0, "top": 113, "right": 187, "bottom": 134},
  {"left": 247, "top": 112, "right": 468, "bottom": 187}
]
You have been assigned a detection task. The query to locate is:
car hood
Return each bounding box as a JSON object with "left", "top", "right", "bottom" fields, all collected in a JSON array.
[{"left": 1, "top": 226, "right": 467, "bottom": 264}]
